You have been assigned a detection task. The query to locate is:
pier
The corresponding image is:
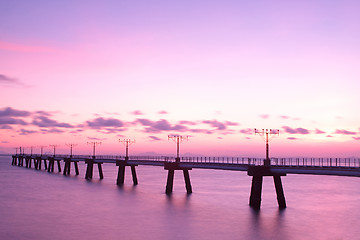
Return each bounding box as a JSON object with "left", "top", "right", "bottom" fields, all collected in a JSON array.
[{"left": 10, "top": 154, "right": 360, "bottom": 209}]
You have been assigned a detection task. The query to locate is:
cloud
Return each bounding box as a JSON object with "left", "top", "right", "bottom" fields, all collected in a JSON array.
[
  {"left": 189, "top": 129, "right": 213, "bottom": 134},
  {"left": 240, "top": 128, "right": 253, "bottom": 135},
  {"left": 259, "top": 114, "right": 270, "bottom": 119},
  {"left": 334, "top": 129, "right": 357, "bottom": 135},
  {"left": 18, "top": 129, "right": 37, "bottom": 135},
  {"left": 352, "top": 137, "right": 360, "bottom": 141},
  {"left": 149, "top": 136, "right": 161, "bottom": 141},
  {"left": 158, "top": 110, "right": 168, "bottom": 114},
  {"left": 315, "top": 129, "right": 326, "bottom": 134},
  {"left": 137, "top": 118, "right": 153, "bottom": 126},
  {"left": 282, "top": 126, "right": 310, "bottom": 134},
  {"left": 0, "top": 74, "right": 18, "bottom": 84},
  {"left": 130, "top": 110, "right": 144, "bottom": 115},
  {"left": 287, "top": 137, "right": 298, "bottom": 140},
  {"left": 40, "top": 128, "right": 64, "bottom": 134},
  {"left": 326, "top": 135, "right": 333, "bottom": 138},
  {"left": 86, "top": 117, "right": 124, "bottom": 129},
  {"left": 33, "top": 116, "right": 73, "bottom": 128},
  {"left": 225, "top": 121, "right": 239, "bottom": 126},
  {"left": 1, "top": 141, "right": 9, "bottom": 143},
  {"left": 0, "top": 107, "right": 31, "bottom": 117},
  {"left": 179, "top": 120, "right": 197, "bottom": 125},
  {"left": 0, "top": 117, "right": 28, "bottom": 125},
  {"left": 202, "top": 120, "right": 226, "bottom": 130},
  {"left": 0, "top": 125, "right": 12, "bottom": 129},
  {"left": 87, "top": 137, "right": 106, "bottom": 141},
  {"left": 137, "top": 119, "right": 188, "bottom": 133},
  {"left": 280, "top": 115, "right": 290, "bottom": 119}
]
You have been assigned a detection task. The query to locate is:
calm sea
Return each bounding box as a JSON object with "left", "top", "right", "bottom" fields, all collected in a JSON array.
[{"left": 1, "top": 156, "right": 360, "bottom": 240}]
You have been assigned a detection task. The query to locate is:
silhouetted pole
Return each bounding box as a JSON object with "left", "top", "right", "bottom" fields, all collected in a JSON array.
[
  {"left": 66, "top": 143, "right": 77, "bottom": 158},
  {"left": 255, "top": 129, "right": 279, "bottom": 166},
  {"left": 30, "top": 146, "right": 34, "bottom": 156},
  {"left": 168, "top": 135, "right": 188, "bottom": 163},
  {"left": 39, "top": 146, "right": 46, "bottom": 156},
  {"left": 15, "top": 147, "right": 20, "bottom": 155},
  {"left": 87, "top": 142, "right": 101, "bottom": 159},
  {"left": 119, "top": 139, "right": 135, "bottom": 161},
  {"left": 49, "top": 145, "right": 59, "bottom": 157}
]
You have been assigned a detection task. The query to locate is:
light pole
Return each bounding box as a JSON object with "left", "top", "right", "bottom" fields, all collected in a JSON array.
[
  {"left": 87, "top": 142, "right": 101, "bottom": 159},
  {"left": 168, "top": 135, "right": 188, "bottom": 163},
  {"left": 255, "top": 129, "right": 279, "bottom": 166},
  {"left": 119, "top": 139, "right": 135, "bottom": 161}
]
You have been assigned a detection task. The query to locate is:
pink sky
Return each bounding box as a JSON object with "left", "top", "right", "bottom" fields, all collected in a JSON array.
[{"left": 1, "top": 1, "right": 360, "bottom": 157}]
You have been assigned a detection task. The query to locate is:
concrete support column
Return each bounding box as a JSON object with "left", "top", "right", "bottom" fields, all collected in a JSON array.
[
  {"left": 273, "top": 175, "right": 286, "bottom": 208},
  {"left": 117, "top": 164, "right": 126, "bottom": 185},
  {"left": 183, "top": 170, "right": 192, "bottom": 194},
  {"left": 85, "top": 159, "right": 94, "bottom": 179},
  {"left": 165, "top": 169, "right": 175, "bottom": 194},
  {"left": 97, "top": 163, "right": 104, "bottom": 179},
  {"left": 131, "top": 165, "right": 138, "bottom": 185},
  {"left": 249, "top": 175, "right": 263, "bottom": 209}
]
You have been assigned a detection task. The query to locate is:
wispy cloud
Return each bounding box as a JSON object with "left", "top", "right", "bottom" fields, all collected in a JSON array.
[
  {"left": 315, "top": 129, "right": 326, "bottom": 134},
  {"left": 282, "top": 126, "right": 310, "bottom": 134},
  {"left": 86, "top": 117, "right": 124, "bottom": 129},
  {"left": 149, "top": 136, "right": 161, "bottom": 141},
  {"left": 33, "top": 116, "right": 73, "bottom": 128},
  {"left": 334, "top": 129, "right": 357, "bottom": 135},
  {"left": 158, "top": 110, "right": 168, "bottom": 114},
  {"left": 259, "top": 114, "right": 270, "bottom": 119},
  {"left": 18, "top": 129, "right": 37, "bottom": 135},
  {"left": 240, "top": 128, "right": 253, "bottom": 135},
  {"left": 0, "top": 107, "right": 31, "bottom": 117},
  {"left": 130, "top": 110, "right": 144, "bottom": 115}
]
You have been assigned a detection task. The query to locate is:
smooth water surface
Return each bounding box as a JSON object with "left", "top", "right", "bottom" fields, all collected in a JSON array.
[{"left": 1, "top": 156, "right": 360, "bottom": 240}]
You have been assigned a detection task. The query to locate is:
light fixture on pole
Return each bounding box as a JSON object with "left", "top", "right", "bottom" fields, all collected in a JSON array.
[
  {"left": 168, "top": 135, "right": 188, "bottom": 163},
  {"left": 254, "top": 128, "right": 279, "bottom": 166}
]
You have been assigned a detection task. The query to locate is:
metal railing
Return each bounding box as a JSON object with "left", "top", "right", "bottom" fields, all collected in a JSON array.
[{"left": 12, "top": 154, "right": 360, "bottom": 168}]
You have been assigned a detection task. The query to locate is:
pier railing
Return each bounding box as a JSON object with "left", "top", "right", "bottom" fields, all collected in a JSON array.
[{"left": 13, "top": 154, "right": 360, "bottom": 168}]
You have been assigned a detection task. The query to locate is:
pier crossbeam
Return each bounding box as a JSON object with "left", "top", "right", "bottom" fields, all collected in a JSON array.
[
  {"left": 248, "top": 166, "right": 286, "bottom": 209},
  {"left": 116, "top": 160, "right": 138, "bottom": 185},
  {"left": 164, "top": 161, "right": 192, "bottom": 194}
]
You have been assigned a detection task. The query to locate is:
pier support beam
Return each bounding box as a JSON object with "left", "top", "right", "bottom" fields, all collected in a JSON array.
[
  {"left": 11, "top": 156, "right": 17, "bottom": 165},
  {"left": 273, "top": 175, "right": 286, "bottom": 208},
  {"left": 164, "top": 162, "right": 192, "bottom": 194},
  {"left": 116, "top": 160, "right": 138, "bottom": 185},
  {"left": 85, "top": 159, "right": 103, "bottom": 180},
  {"left": 248, "top": 166, "right": 286, "bottom": 209},
  {"left": 63, "top": 158, "right": 79, "bottom": 176}
]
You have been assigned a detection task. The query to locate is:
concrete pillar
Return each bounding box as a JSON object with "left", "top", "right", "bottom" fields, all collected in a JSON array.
[
  {"left": 183, "top": 170, "right": 192, "bottom": 194},
  {"left": 273, "top": 175, "right": 286, "bottom": 208},
  {"left": 85, "top": 159, "right": 94, "bottom": 179},
  {"left": 165, "top": 169, "right": 175, "bottom": 194},
  {"left": 131, "top": 165, "right": 138, "bottom": 185},
  {"left": 74, "top": 162, "right": 79, "bottom": 175},
  {"left": 97, "top": 163, "right": 103, "bottom": 179},
  {"left": 117, "top": 164, "right": 125, "bottom": 185},
  {"left": 249, "top": 175, "right": 263, "bottom": 209}
]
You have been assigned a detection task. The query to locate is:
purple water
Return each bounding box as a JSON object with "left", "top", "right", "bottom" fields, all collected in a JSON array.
[{"left": 1, "top": 156, "right": 360, "bottom": 240}]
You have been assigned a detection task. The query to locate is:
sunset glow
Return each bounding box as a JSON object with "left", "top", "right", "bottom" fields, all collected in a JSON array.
[{"left": 1, "top": 1, "right": 360, "bottom": 157}]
